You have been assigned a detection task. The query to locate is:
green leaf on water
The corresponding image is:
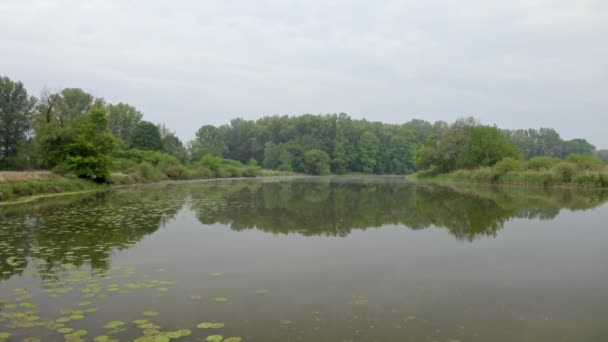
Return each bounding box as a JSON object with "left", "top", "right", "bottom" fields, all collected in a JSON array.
[
  {"left": 93, "top": 336, "right": 110, "bottom": 342},
  {"left": 142, "top": 311, "right": 158, "bottom": 317},
  {"left": 213, "top": 297, "right": 228, "bottom": 302},
  {"left": 72, "top": 329, "right": 88, "bottom": 337},
  {"left": 224, "top": 338, "right": 243, "bottom": 342},
  {"left": 0, "top": 333, "right": 12, "bottom": 341},
  {"left": 197, "top": 322, "right": 225, "bottom": 329},
  {"left": 104, "top": 321, "right": 125, "bottom": 329},
  {"left": 69, "top": 314, "right": 85, "bottom": 320},
  {"left": 211, "top": 272, "right": 222, "bottom": 277},
  {"left": 206, "top": 335, "right": 224, "bottom": 342},
  {"left": 58, "top": 327, "right": 74, "bottom": 334}
]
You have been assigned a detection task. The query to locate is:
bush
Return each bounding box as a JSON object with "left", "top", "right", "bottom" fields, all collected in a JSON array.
[
  {"left": 526, "top": 157, "right": 560, "bottom": 171},
  {"left": 566, "top": 154, "right": 605, "bottom": 171},
  {"left": 493, "top": 157, "right": 525, "bottom": 175},
  {"left": 552, "top": 162, "right": 578, "bottom": 183},
  {"left": 131, "top": 162, "right": 167, "bottom": 182}
]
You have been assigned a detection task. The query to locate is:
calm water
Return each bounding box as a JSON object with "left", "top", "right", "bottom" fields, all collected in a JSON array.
[{"left": 1, "top": 176, "right": 608, "bottom": 342}]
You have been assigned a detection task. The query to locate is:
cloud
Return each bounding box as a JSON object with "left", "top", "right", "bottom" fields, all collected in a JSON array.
[{"left": 1, "top": 0, "right": 607, "bottom": 147}]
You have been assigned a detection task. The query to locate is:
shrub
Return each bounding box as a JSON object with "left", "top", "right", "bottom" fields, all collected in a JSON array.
[
  {"left": 526, "top": 156, "right": 560, "bottom": 171},
  {"left": 552, "top": 162, "right": 578, "bottom": 183},
  {"left": 566, "top": 154, "right": 605, "bottom": 171},
  {"left": 493, "top": 157, "right": 525, "bottom": 175}
]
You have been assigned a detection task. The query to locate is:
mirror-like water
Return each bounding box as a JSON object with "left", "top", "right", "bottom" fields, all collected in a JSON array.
[{"left": 1, "top": 176, "right": 608, "bottom": 342}]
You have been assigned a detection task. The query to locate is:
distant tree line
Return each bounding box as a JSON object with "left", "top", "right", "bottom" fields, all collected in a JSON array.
[{"left": 0, "top": 75, "right": 603, "bottom": 180}]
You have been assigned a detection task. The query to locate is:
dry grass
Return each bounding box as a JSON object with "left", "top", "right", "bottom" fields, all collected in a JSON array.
[{"left": 0, "top": 171, "right": 56, "bottom": 183}]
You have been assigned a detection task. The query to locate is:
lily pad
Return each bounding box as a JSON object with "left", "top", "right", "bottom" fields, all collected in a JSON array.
[
  {"left": 206, "top": 335, "right": 224, "bottom": 342},
  {"left": 213, "top": 297, "right": 228, "bottom": 302},
  {"left": 104, "top": 321, "right": 125, "bottom": 329},
  {"left": 72, "top": 329, "right": 88, "bottom": 337},
  {"left": 224, "top": 338, "right": 242, "bottom": 342},
  {"left": 0, "top": 333, "right": 12, "bottom": 341},
  {"left": 58, "top": 327, "right": 74, "bottom": 334},
  {"left": 197, "top": 322, "right": 225, "bottom": 329},
  {"left": 143, "top": 311, "right": 158, "bottom": 317}
]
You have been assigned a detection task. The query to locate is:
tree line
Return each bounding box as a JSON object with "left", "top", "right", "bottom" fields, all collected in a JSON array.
[{"left": 0, "top": 75, "right": 604, "bottom": 180}]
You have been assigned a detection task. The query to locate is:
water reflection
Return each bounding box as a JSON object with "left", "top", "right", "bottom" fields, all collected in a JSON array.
[
  {"left": 1, "top": 177, "right": 607, "bottom": 281},
  {"left": 0, "top": 186, "right": 188, "bottom": 280},
  {"left": 189, "top": 177, "right": 608, "bottom": 240}
]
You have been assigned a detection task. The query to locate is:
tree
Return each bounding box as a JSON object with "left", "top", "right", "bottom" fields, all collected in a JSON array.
[
  {"left": 60, "top": 105, "right": 117, "bottom": 182},
  {"left": 192, "top": 125, "right": 228, "bottom": 158},
  {"left": 332, "top": 141, "right": 349, "bottom": 174},
  {"left": 303, "top": 149, "right": 330, "bottom": 175},
  {"left": 130, "top": 121, "right": 163, "bottom": 151},
  {"left": 359, "top": 131, "right": 380, "bottom": 173},
  {"left": 0, "top": 76, "right": 37, "bottom": 168},
  {"left": 159, "top": 124, "right": 188, "bottom": 162},
  {"left": 107, "top": 102, "right": 143, "bottom": 144},
  {"left": 457, "top": 126, "right": 521, "bottom": 168},
  {"left": 262, "top": 142, "right": 294, "bottom": 171}
]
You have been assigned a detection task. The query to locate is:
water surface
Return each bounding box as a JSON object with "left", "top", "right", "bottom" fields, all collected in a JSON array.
[{"left": 1, "top": 176, "right": 608, "bottom": 342}]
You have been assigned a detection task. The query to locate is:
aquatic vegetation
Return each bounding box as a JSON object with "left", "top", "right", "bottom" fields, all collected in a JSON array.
[
  {"left": 142, "top": 311, "right": 159, "bottom": 317},
  {"left": 103, "top": 321, "right": 125, "bottom": 329},
  {"left": 206, "top": 335, "right": 224, "bottom": 342},
  {"left": 197, "top": 322, "right": 225, "bottom": 329},
  {"left": 224, "top": 338, "right": 242, "bottom": 342},
  {"left": 213, "top": 297, "right": 228, "bottom": 302}
]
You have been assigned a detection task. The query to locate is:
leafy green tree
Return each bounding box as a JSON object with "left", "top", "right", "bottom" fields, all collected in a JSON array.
[
  {"left": 107, "top": 102, "right": 142, "bottom": 144},
  {"left": 158, "top": 123, "right": 186, "bottom": 161},
  {"left": 359, "top": 131, "right": 380, "bottom": 173},
  {"left": 130, "top": 121, "right": 163, "bottom": 151},
  {"left": 0, "top": 76, "right": 37, "bottom": 168},
  {"left": 303, "top": 149, "right": 330, "bottom": 175},
  {"left": 40, "top": 88, "right": 94, "bottom": 127},
  {"left": 60, "top": 105, "right": 117, "bottom": 182},
  {"left": 332, "top": 141, "right": 349, "bottom": 174},
  {"left": 457, "top": 125, "right": 521, "bottom": 168},
  {"left": 192, "top": 125, "right": 228, "bottom": 158},
  {"left": 263, "top": 142, "right": 293, "bottom": 170}
]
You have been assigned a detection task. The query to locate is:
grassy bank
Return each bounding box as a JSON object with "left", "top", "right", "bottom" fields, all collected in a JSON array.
[
  {"left": 0, "top": 172, "right": 105, "bottom": 202},
  {"left": 0, "top": 155, "right": 297, "bottom": 202},
  {"left": 426, "top": 155, "right": 608, "bottom": 189}
]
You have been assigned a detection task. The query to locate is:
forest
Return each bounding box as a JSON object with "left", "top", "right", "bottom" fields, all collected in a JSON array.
[{"left": 1, "top": 75, "right": 607, "bottom": 186}]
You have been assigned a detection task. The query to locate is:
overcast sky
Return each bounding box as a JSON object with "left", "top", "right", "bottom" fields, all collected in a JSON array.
[{"left": 2, "top": 0, "right": 607, "bottom": 147}]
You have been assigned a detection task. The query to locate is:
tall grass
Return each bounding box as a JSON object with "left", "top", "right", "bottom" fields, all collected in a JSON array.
[
  {"left": 0, "top": 173, "right": 103, "bottom": 201},
  {"left": 429, "top": 154, "right": 608, "bottom": 189}
]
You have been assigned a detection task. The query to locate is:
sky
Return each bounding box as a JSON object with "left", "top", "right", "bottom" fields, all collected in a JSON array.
[{"left": 1, "top": 0, "right": 607, "bottom": 147}]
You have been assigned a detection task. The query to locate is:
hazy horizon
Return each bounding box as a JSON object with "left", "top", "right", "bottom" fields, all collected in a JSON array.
[{"left": 2, "top": 1, "right": 607, "bottom": 147}]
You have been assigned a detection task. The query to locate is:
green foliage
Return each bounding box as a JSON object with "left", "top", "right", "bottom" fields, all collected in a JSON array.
[
  {"left": 434, "top": 156, "right": 608, "bottom": 189},
  {"left": 552, "top": 162, "right": 577, "bottom": 183},
  {"left": 107, "top": 103, "right": 142, "bottom": 143},
  {"left": 359, "top": 132, "right": 380, "bottom": 173},
  {"left": 0, "top": 76, "right": 37, "bottom": 169},
  {"left": 130, "top": 121, "right": 163, "bottom": 151},
  {"left": 457, "top": 126, "right": 521, "bottom": 169},
  {"left": 503, "top": 128, "right": 595, "bottom": 159},
  {"left": 492, "top": 157, "right": 525, "bottom": 175},
  {"left": 303, "top": 149, "right": 330, "bottom": 175},
  {"left": 0, "top": 175, "right": 102, "bottom": 201},
  {"left": 565, "top": 154, "right": 605, "bottom": 171},
  {"left": 526, "top": 156, "right": 560, "bottom": 170},
  {"left": 263, "top": 142, "right": 292, "bottom": 171},
  {"left": 58, "top": 106, "right": 117, "bottom": 182}
]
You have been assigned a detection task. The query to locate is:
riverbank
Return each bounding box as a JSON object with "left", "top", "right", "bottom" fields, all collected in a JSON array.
[
  {"left": 421, "top": 156, "right": 608, "bottom": 189},
  {"left": 0, "top": 169, "right": 296, "bottom": 204},
  {"left": 0, "top": 172, "right": 105, "bottom": 203}
]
